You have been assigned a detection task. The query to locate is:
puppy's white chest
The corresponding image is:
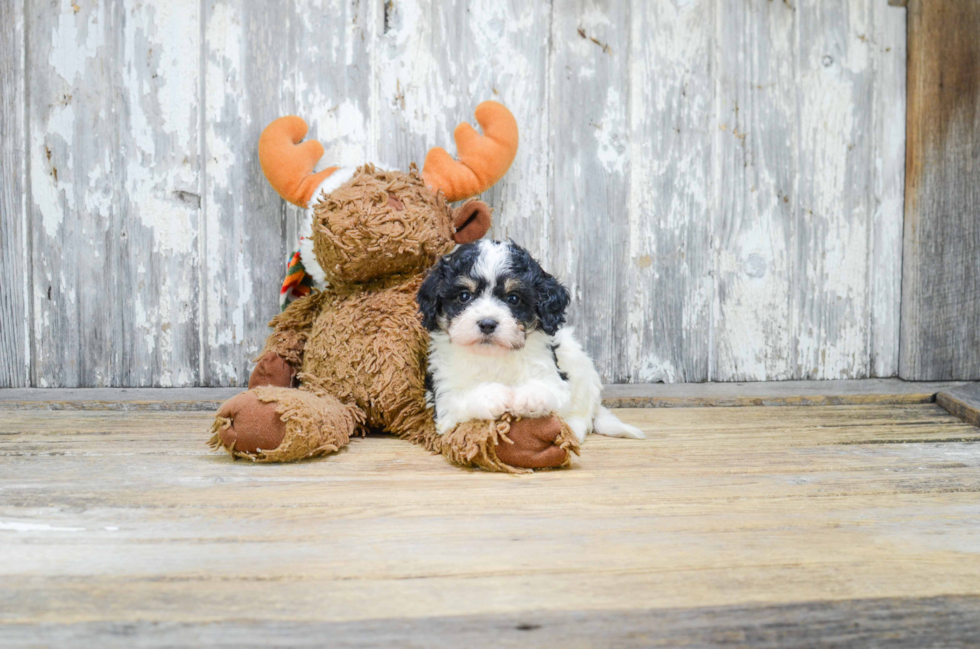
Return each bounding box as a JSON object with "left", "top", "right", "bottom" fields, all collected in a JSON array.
[{"left": 430, "top": 334, "right": 562, "bottom": 389}]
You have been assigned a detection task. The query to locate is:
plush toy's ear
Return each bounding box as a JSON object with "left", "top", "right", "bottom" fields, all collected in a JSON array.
[
  {"left": 417, "top": 262, "right": 447, "bottom": 331},
  {"left": 452, "top": 200, "right": 492, "bottom": 244},
  {"left": 535, "top": 273, "right": 570, "bottom": 336}
]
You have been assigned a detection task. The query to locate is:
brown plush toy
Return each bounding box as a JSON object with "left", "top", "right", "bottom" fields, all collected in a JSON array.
[{"left": 208, "top": 102, "right": 579, "bottom": 472}]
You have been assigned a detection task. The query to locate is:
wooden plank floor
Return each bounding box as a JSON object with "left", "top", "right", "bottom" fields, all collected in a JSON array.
[{"left": 2, "top": 401, "right": 980, "bottom": 646}]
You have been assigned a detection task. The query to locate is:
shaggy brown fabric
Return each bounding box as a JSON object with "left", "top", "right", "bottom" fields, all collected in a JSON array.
[
  {"left": 248, "top": 351, "right": 296, "bottom": 388},
  {"left": 440, "top": 417, "right": 529, "bottom": 474},
  {"left": 438, "top": 415, "right": 579, "bottom": 473},
  {"left": 299, "top": 275, "right": 436, "bottom": 441},
  {"left": 311, "top": 165, "right": 455, "bottom": 285},
  {"left": 209, "top": 386, "right": 362, "bottom": 462},
  {"left": 259, "top": 292, "right": 326, "bottom": 368}
]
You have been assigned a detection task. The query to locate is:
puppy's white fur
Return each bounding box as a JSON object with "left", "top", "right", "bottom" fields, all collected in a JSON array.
[
  {"left": 446, "top": 295, "right": 524, "bottom": 352},
  {"left": 429, "top": 327, "right": 642, "bottom": 441}
]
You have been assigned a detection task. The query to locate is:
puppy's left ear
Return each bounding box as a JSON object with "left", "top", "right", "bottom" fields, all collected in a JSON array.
[
  {"left": 535, "top": 273, "right": 570, "bottom": 335},
  {"left": 452, "top": 200, "right": 492, "bottom": 244},
  {"left": 417, "top": 260, "right": 446, "bottom": 331}
]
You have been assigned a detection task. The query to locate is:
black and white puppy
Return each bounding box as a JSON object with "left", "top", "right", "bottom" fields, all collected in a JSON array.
[{"left": 417, "top": 239, "right": 643, "bottom": 442}]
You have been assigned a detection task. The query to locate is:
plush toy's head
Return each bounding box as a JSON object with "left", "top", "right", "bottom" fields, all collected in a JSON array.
[{"left": 259, "top": 102, "right": 518, "bottom": 299}]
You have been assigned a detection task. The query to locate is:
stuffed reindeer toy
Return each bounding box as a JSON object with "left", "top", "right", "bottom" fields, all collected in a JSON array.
[{"left": 209, "top": 102, "right": 579, "bottom": 471}]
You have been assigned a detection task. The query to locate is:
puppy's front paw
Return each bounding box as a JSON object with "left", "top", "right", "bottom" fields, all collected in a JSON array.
[
  {"left": 469, "top": 383, "right": 514, "bottom": 420},
  {"left": 508, "top": 388, "right": 557, "bottom": 418}
]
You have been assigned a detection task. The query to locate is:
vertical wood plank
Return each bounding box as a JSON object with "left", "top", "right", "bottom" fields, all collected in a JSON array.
[
  {"left": 375, "top": 0, "right": 552, "bottom": 264},
  {"left": 202, "top": 1, "right": 291, "bottom": 386},
  {"left": 0, "top": 0, "right": 29, "bottom": 387},
  {"left": 900, "top": 0, "right": 980, "bottom": 380},
  {"left": 713, "top": 0, "right": 798, "bottom": 381},
  {"left": 550, "top": 0, "right": 631, "bottom": 383},
  {"left": 869, "top": 0, "right": 906, "bottom": 377},
  {"left": 27, "top": 0, "right": 202, "bottom": 387},
  {"left": 626, "top": 0, "right": 713, "bottom": 383},
  {"left": 287, "top": 0, "right": 376, "bottom": 258},
  {"left": 714, "top": 0, "right": 888, "bottom": 382},
  {"left": 793, "top": 0, "right": 876, "bottom": 379}
]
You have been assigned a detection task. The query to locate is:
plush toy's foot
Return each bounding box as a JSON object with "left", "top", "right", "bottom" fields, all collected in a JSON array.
[
  {"left": 495, "top": 416, "right": 577, "bottom": 469},
  {"left": 208, "top": 387, "right": 362, "bottom": 462},
  {"left": 441, "top": 415, "right": 580, "bottom": 473}
]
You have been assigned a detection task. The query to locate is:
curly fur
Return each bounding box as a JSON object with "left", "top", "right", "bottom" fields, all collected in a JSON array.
[{"left": 311, "top": 165, "right": 454, "bottom": 284}]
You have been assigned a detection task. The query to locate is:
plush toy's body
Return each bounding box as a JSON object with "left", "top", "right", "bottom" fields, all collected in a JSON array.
[{"left": 209, "top": 103, "right": 579, "bottom": 472}]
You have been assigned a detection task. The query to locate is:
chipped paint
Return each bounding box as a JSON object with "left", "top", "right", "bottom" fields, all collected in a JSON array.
[{"left": 8, "top": 0, "right": 908, "bottom": 387}]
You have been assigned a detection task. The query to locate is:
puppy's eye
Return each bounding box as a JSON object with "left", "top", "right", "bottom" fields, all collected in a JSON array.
[
  {"left": 458, "top": 291, "right": 472, "bottom": 303},
  {"left": 505, "top": 294, "right": 521, "bottom": 305}
]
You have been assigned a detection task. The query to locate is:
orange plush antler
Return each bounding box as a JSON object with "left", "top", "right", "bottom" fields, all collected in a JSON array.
[
  {"left": 422, "top": 101, "right": 518, "bottom": 202},
  {"left": 258, "top": 116, "right": 338, "bottom": 208}
]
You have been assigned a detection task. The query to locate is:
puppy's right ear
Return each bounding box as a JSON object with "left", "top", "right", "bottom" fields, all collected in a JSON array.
[{"left": 417, "top": 261, "right": 446, "bottom": 331}]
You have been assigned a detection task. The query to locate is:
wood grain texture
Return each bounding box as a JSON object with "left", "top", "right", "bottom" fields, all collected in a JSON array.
[
  {"left": 551, "top": 0, "right": 631, "bottom": 383},
  {"left": 27, "top": 0, "right": 203, "bottom": 387},
  {"left": 5, "top": 0, "right": 914, "bottom": 385},
  {"left": 870, "top": 0, "right": 907, "bottom": 378},
  {"left": 1, "top": 402, "right": 979, "bottom": 644},
  {"left": 375, "top": 0, "right": 553, "bottom": 261},
  {"left": 937, "top": 384, "right": 980, "bottom": 428},
  {"left": 713, "top": 0, "right": 906, "bottom": 381},
  {"left": 794, "top": 0, "right": 876, "bottom": 380},
  {"left": 202, "top": 2, "right": 289, "bottom": 386},
  {"left": 601, "top": 378, "right": 969, "bottom": 408},
  {"left": 713, "top": 0, "right": 798, "bottom": 381},
  {"left": 0, "top": 0, "right": 29, "bottom": 387},
  {"left": 626, "top": 0, "right": 712, "bottom": 383},
  {"left": 900, "top": 0, "right": 980, "bottom": 381},
  {"left": 1, "top": 379, "right": 970, "bottom": 411},
  {"left": 3, "top": 597, "right": 978, "bottom": 648}
]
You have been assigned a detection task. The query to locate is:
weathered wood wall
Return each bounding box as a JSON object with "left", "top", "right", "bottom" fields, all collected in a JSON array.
[
  {"left": 0, "top": 0, "right": 909, "bottom": 387},
  {"left": 900, "top": 0, "right": 980, "bottom": 381}
]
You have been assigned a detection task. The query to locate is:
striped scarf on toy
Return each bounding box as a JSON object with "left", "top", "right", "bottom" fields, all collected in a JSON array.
[{"left": 279, "top": 245, "right": 315, "bottom": 311}]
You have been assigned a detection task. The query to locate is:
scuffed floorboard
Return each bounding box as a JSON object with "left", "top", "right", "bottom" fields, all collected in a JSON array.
[{"left": 1, "top": 400, "right": 979, "bottom": 646}]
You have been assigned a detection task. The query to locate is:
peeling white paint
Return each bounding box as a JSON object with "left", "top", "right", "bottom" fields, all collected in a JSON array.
[
  {"left": 48, "top": 1, "right": 104, "bottom": 84},
  {"left": 13, "top": 0, "right": 907, "bottom": 387},
  {"left": 33, "top": 102, "right": 76, "bottom": 238},
  {"left": 596, "top": 88, "right": 628, "bottom": 175}
]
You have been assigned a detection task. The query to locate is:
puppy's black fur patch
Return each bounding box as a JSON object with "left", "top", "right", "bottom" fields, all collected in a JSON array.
[
  {"left": 417, "top": 240, "right": 570, "bottom": 335},
  {"left": 550, "top": 343, "right": 569, "bottom": 382}
]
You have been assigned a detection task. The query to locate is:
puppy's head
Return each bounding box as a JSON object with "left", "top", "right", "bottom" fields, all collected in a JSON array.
[{"left": 417, "top": 240, "right": 570, "bottom": 354}]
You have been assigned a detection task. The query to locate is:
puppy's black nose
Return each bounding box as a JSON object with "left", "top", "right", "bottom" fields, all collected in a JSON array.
[{"left": 478, "top": 318, "right": 498, "bottom": 334}]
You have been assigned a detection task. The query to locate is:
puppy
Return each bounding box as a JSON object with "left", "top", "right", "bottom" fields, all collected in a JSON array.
[{"left": 417, "top": 239, "right": 644, "bottom": 442}]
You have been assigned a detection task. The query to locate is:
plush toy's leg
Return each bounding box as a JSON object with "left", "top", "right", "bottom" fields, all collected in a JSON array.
[
  {"left": 208, "top": 386, "right": 363, "bottom": 463},
  {"left": 248, "top": 351, "right": 296, "bottom": 389},
  {"left": 437, "top": 415, "right": 580, "bottom": 474}
]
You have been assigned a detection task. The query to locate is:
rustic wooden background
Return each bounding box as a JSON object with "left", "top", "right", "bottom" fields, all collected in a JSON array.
[{"left": 1, "top": 0, "right": 912, "bottom": 387}]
